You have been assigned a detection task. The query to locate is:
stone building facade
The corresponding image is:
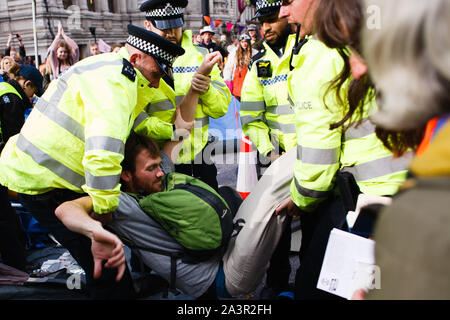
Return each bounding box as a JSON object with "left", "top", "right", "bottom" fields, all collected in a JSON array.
[{"left": 0, "top": 0, "right": 254, "bottom": 63}]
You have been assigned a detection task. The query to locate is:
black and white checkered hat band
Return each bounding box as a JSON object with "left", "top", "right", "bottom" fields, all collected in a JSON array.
[
  {"left": 256, "top": 0, "right": 282, "bottom": 11},
  {"left": 146, "top": 3, "right": 184, "bottom": 19},
  {"left": 126, "top": 34, "right": 176, "bottom": 65}
]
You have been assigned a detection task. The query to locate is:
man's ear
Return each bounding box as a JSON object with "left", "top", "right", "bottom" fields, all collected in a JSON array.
[
  {"left": 129, "top": 52, "right": 141, "bottom": 67},
  {"left": 121, "top": 170, "right": 132, "bottom": 184}
]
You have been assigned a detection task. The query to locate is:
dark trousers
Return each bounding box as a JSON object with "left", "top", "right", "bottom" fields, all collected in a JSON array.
[
  {"left": 18, "top": 189, "right": 136, "bottom": 300},
  {"left": 295, "top": 196, "right": 347, "bottom": 300},
  {"left": 0, "top": 185, "right": 27, "bottom": 271},
  {"left": 266, "top": 215, "right": 293, "bottom": 293},
  {"left": 175, "top": 162, "right": 219, "bottom": 192}
]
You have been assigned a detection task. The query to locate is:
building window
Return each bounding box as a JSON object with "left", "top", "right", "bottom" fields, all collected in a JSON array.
[
  {"left": 87, "top": 0, "right": 96, "bottom": 12},
  {"left": 63, "top": 0, "right": 73, "bottom": 9},
  {"left": 108, "top": 0, "right": 116, "bottom": 13}
]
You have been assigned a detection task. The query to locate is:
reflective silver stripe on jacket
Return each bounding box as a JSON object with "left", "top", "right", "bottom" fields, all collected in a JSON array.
[
  {"left": 85, "top": 171, "right": 120, "bottom": 190},
  {"left": 85, "top": 136, "right": 125, "bottom": 155},
  {"left": 266, "top": 120, "right": 296, "bottom": 133},
  {"left": 267, "top": 104, "right": 294, "bottom": 116},
  {"left": 294, "top": 177, "right": 330, "bottom": 199},
  {"left": 34, "top": 99, "right": 85, "bottom": 142},
  {"left": 147, "top": 100, "right": 175, "bottom": 114},
  {"left": 132, "top": 112, "right": 150, "bottom": 130},
  {"left": 241, "top": 114, "right": 266, "bottom": 126},
  {"left": 240, "top": 101, "right": 266, "bottom": 112},
  {"left": 16, "top": 134, "right": 85, "bottom": 189},
  {"left": 341, "top": 152, "right": 413, "bottom": 181},
  {"left": 344, "top": 119, "right": 376, "bottom": 140},
  {"left": 297, "top": 145, "right": 340, "bottom": 165}
]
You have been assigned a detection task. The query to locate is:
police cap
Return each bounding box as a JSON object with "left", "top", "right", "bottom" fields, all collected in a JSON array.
[
  {"left": 139, "top": 0, "right": 188, "bottom": 30},
  {"left": 126, "top": 24, "right": 185, "bottom": 78},
  {"left": 253, "top": 0, "right": 282, "bottom": 20}
]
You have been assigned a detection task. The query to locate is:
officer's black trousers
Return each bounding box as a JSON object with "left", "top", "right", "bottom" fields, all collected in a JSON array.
[
  {"left": 0, "top": 185, "right": 27, "bottom": 271},
  {"left": 265, "top": 215, "right": 292, "bottom": 294},
  {"left": 294, "top": 196, "right": 347, "bottom": 300},
  {"left": 18, "top": 189, "right": 136, "bottom": 300}
]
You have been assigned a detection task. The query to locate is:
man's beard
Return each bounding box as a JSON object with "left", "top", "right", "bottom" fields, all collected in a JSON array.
[{"left": 266, "top": 25, "right": 292, "bottom": 51}]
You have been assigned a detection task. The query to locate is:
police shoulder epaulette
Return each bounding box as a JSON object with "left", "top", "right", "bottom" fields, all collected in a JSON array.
[
  {"left": 249, "top": 49, "right": 266, "bottom": 71},
  {"left": 122, "top": 58, "right": 136, "bottom": 82}
]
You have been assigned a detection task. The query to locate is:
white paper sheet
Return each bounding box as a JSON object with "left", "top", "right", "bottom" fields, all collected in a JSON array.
[{"left": 317, "top": 228, "right": 378, "bottom": 299}]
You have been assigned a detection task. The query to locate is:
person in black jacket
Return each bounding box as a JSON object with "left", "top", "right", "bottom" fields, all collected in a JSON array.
[{"left": 0, "top": 64, "right": 43, "bottom": 272}]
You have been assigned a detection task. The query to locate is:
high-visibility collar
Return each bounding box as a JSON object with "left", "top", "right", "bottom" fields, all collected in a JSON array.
[{"left": 0, "top": 82, "right": 22, "bottom": 99}]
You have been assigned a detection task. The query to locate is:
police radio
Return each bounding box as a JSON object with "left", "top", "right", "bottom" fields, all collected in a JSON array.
[{"left": 256, "top": 60, "right": 272, "bottom": 78}]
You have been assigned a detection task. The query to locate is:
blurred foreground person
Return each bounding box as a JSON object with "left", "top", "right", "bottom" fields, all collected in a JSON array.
[{"left": 362, "top": 0, "right": 450, "bottom": 300}]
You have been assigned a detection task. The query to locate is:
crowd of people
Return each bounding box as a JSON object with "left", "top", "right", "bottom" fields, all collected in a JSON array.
[{"left": 0, "top": 0, "right": 449, "bottom": 301}]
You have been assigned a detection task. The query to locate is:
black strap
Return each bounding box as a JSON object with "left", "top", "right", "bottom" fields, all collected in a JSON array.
[
  {"left": 289, "top": 24, "right": 309, "bottom": 71},
  {"left": 116, "top": 235, "right": 182, "bottom": 295}
]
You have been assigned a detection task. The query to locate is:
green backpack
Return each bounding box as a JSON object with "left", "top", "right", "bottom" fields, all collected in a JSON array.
[{"left": 132, "top": 172, "right": 234, "bottom": 261}]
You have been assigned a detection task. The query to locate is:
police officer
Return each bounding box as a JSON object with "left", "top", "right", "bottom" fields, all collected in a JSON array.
[
  {"left": 240, "top": 0, "right": 297, "bottom": 299},
  {"left": 137, "top": 0, "right": 231, "bottom": 191},
  {"left": 0, "top": 64, "right": 43, "bottom": 272},
  {"left": 0, "top": 25, "right": 185, "bottom": 299},
  {"left": 275, "top": 0, "right": 411, "bottom": 299},
  {"left": 241, "top": 0, "right": 297, "bottom": 176}
]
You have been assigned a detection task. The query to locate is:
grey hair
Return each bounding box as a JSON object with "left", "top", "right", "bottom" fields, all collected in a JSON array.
[{"left": 362, "top": 0, "right": 450, "bottom": 130}]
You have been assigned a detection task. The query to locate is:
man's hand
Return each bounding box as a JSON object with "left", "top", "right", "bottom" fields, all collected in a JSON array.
[
  {"left": 198, "top": 51, "right": 223, "bottom": 76},
  {"left": 91, "top": 228, "right": 126, "bottom": 282},
  {"left": 275, "top": 197, "right": 304, "bottom": 218},
  {"left": 190, "top": 72, "right": 211, "bottom": 95}
]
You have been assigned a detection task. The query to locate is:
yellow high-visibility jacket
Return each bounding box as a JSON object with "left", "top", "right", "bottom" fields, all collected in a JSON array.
[
  {"left": 134, "top": 30, "right": 231, "bottom": 164},
  {"left": 288, "top": 38, "right": 412, "bottom": 212},
  {"left": 240, "top": 35, "right": 297, "bottom": 156},
  {"left": 0, "top": 47, "right": 151, "bottom": 214}
]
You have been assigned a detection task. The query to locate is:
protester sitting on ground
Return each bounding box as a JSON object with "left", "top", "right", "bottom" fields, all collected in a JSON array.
[
  {"left": 351, "top": 0, "right": 450, "bottom": 300},
  {"left": 47, "top": 21, "right": 79, "bottom": 80},
  {"left": 0, "top": 56, "right": 18, "bottom": 82},
  {"left": 0, "top": 64, "right": 44, "bottom": 272},
  {"left": 223, "top": 34, "right": 257, "bottom": 100},
  {"left": 5, "top": 34, "right": 26, "bottom": 64},
  {"left": 55, "top": 132, "right": 244, "bottom": 300},
  {"left": 275, "top": 0, "right": 411, "bottom": 300}
]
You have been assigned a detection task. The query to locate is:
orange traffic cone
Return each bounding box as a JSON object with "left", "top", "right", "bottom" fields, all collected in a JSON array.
[{"left": 236, "top": 134, "right": 258, "bottom": 200}]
